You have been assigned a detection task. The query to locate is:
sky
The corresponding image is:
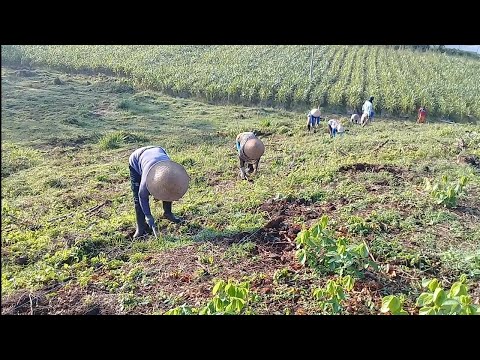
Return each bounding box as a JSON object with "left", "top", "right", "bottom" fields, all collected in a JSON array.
[{"left": 445, "top": 45, "right": 480, "bottom": 53}]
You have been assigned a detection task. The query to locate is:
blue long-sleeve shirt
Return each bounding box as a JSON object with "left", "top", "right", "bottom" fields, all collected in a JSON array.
[
  {"left": 307, "top": 114, "right": 321, "bottom": 125},
  {"left": 129, "top": 146, "right": 170, "bottom": 217}
]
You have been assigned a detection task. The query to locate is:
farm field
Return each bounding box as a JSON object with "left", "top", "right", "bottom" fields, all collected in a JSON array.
[
  {"left": 2, "top": 45, "right": 480, "bottom": 121},
  {"left": 1, "top": 48, "right": 480, "bottom": 315}
]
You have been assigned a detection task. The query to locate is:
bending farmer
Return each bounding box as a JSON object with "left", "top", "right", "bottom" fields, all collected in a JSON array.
[
  {"left": 129, "top": 146, "right": 189, "bottom": 239},
  {"left": 236, "top": 132, "right": 265, "bottom": 180}
]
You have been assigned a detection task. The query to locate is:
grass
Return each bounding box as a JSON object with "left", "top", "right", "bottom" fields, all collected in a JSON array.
[
  {"left": 1, "top": 65, "right": 480, "bottom": 315},
  {"left": 3, "top": 45, "right": 479, "bottom": 119}
]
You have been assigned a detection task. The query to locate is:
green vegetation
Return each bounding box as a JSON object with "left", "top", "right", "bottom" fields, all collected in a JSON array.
[
  {"left": 2, "top": 45, "right": 480, "bottom": 119},
  {"left": 424, "top": 175, "right": 469, "bottom": 208},
  {"left": 381, "top": 275, "right": 479, "bottom": 315},
  {"left": 165, "top": 279, "right": 255, "bottom": 315},
  {"left": 1, "top": 60, "right": 479, "bottom": 315}
]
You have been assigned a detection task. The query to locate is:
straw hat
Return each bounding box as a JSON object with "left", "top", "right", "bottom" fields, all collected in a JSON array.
[
  {"left": 146, "top": 161, "right": 189, "bottom": 201},
  {"left": 311, "top": 108, "right": 321, "bottom": 117},
  {"left": 243, "top": 138, "right": 265, "bottom": 160}
]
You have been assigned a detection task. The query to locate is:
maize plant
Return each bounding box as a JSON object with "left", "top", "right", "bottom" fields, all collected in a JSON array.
[{"left": 3, "top": 45, "right": 478, "bottom": 119}]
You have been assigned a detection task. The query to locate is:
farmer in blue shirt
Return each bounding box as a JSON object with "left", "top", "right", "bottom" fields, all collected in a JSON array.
[
  {"left": 129, "top": 146, "right": 189, "bottom": 238},
  {"left": 306, "top": 108, "right": 322, "bottom": 132}
]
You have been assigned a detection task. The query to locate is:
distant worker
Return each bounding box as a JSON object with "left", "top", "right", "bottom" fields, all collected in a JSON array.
[
  {"left": 327, "top": 118, "right": 343, "bottom": 138},
  {"left": 129, "top": 146, "right": 189, "bottom": 239},
  {"left": 236, "top": 132, "right": 265, "bottom": 180},
  {"left": 417, "top": 106, "right": 427, "bottom": 123},
  {"left": 361, "top": 96, "right": 375, "bottom": 126},
  {"left": 306, "top": 108, "right": 322, "bottom": 132},
  {"left": 350, "top": 113, "right": 360, "bottom": 124}
]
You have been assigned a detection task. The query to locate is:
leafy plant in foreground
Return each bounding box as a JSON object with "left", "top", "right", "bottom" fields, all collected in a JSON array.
[{"left": 381, "top": 275, "right": 479, "bottom": 315}]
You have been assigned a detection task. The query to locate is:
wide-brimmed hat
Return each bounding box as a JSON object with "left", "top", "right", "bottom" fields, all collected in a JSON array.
[
  {"left": 146, "top": 161, "right": 189, "bottom": 201},
  {"left": 311, "top": 108, "right": 321, "bottom": 117},
  {"left": 244, "top": 138, "right": 265, "bottom": 160}
]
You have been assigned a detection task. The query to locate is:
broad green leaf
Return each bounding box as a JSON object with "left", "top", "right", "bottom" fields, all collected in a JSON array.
[
  {"left": 332, "top": 301, "right": 340, "bottom": 314},
  {"left": 465, "top": 305, "right": 477, "bottom": 315},
  {"left": 313, "top": 288, "right": 324, "bottom": 300},
  {"left": 428, "top": 279, "right": 439, "bottom": 292},
  {"left": 212, "top": 280, "right": 225, "bottom": 295},
  {"left": 441, "top": 299, "right": 460, "bottom": 314},
  {"left": 326, "top": 281, "right": 335, "bottom": 295},
  {"left": 416, "top": 293, "right": 433, "bottom": 307},
  {"left": 342, "top": 275, "right": 355, "bottom": 291},
  {"left": 306, "top": 237, "right": 317, "bottom": 248},
  {"left": 449, "top": 282, "right": 467, "bottom": 297},
  {"left": 441, "top": 299, "right": 459, "bottom": 307},
  {"left": 238, "top": 288, "right": 248, "bottom": 300},
  {"left": 225, "top": 283, "right": 236, "bottom": 297},
  {"left": 311, "top": 224, "right": 321, "bottom": 239},
  {"left": 422, "top": 278, "right": 433, "bottom": 288},
  {"left": 234, "top": 297, "right": 246, "bottom": 309},
  {"left": 459, "top": 295, "right": 471, "bottom": 305},
  {"left": 164, "top": 307, "right": 180, "bottom": 315},
  {"left": 295, "top": 230, "right": 308, "bottom": 245},
  {"left": 381, "top": 295, "right": 401, "bottom": 313},
  {"left": 225, "top": 302, "right": 235, "bottom": 314},
  {"left": 213, "top": 297, "right": 224, "bottom": 312},
  {"left": 198, "top": 307, "right": 207, "bottom": 315},
  {"left": 356, "top": 243, "right": 368, "bottom": 257},
  {"left": 419, "top": 306, "right": 436, "bottom": 315},
  {"left": 320, "top": 215, "right": 329, "bottom": 229},
  {"left": 433, "top": 288, "right": 446, "bottom": 307},
  {"left": 296, "top": 249, "right": 307, "bottom": 265}
]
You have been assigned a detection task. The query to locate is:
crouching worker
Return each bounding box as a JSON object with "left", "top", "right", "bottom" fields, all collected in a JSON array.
[
  {"left": 327, "top": 118, "right": 345, "bottom": 138},
  {"left": 129, "top": 146, "right": 189, "bottom": 239},
  {"left": 350, "top": 113, "right": 360, "bottom": 124},
  {"left": 236, "top": 132, "right": 265, "bottom": 180},
  {"left": 306, "top": 108, "right": 322, "bottom": 132}
]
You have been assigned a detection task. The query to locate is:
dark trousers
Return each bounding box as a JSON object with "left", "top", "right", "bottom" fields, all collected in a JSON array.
[{"left": 129, "top": 165, "right": 142, "bottom": 212}]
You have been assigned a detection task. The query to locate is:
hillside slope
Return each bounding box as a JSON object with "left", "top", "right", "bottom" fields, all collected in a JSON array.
[
  {"left": 2, "top": 45, "right": 479, "bottom": 120},
  {"left": 2, "top": 66, "right": 479, "bottom": 314}
]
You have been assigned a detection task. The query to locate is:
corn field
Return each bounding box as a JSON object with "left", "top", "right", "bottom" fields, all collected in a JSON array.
[{"left": 2, "top": 45, "right": 479, "bottom": 119}]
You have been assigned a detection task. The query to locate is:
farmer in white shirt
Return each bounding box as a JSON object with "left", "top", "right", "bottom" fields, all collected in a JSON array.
[
  {"left": 361, "top": 96, "right": 375, "bottom": 126},
  {"left": 328, "top": 118, "right": 343, "bottom": 138}
]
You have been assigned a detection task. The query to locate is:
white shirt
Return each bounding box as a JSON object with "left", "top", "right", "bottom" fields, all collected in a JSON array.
[
  {"left": 328, "top": 119, "right": 338, "bottom": 129},
  {"left": 362, "top": 100, "right": 373, "bottom": 115}
]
